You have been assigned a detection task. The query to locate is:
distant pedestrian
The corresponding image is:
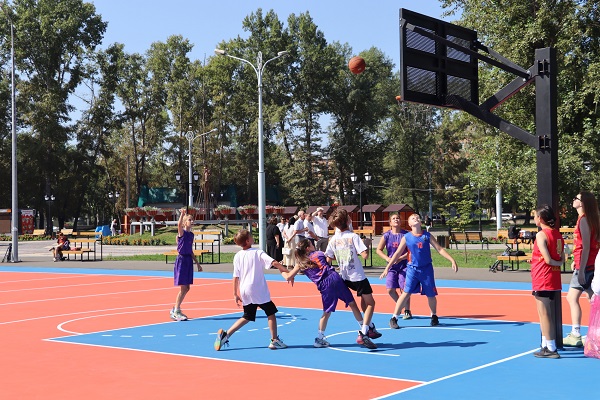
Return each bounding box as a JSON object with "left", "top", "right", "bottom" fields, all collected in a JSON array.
[{"left": 311, "top": 207, "right": 330, "bottom": 252}]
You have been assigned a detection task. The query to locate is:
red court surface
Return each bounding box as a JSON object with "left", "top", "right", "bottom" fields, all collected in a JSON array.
[{"left": 0, "top": 267, "right": 596, "bottom": 399}]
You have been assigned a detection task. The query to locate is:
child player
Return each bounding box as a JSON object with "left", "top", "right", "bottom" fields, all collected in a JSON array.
[
  {"left": 283, "top": 238, "right": 377, "bottom": 349},
  {"left": 325, "top": 208, "right": 382, "bottom": 347},
  {"left": 376, "top": 213, "right": 412, "bottom": 329},
  {"left": 380, "top": 213, "right": 458, "bottom": 327},
  {"left": 170, "top": 208, "right": 202, "bottom": 321},
  {"left": 214, "top": 229, "right": 292, "bottom": 351}
]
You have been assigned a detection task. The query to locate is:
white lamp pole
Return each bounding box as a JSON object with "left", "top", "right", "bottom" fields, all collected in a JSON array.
[
  {"left": 2, "top": 4, "right": 18, "bottom": 262},
  {"left": 184, "top": 126, "right": 217, "bottom": 207},
  {"left": 214, "top": 48, "right": 288, "bottom": 250}
]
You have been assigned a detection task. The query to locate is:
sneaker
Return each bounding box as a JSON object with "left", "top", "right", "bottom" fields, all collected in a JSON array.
[
  {"left": 563, "top": 332, "right": 583, "bottom": 347},
  {"left": 533, "top": 346, "right": 560, "bottom": 359},
  {"left": 389, "top": 316, "right": 400, "bottom": 329},
  {"left": 356, "top": 331, "right": 377, "bottom": 349},
  {"left": 403, "top": 310, "right": 413, "bottom": 320},
  {"left": 430, "top": 315, "right": 440, "bottom": 326},
  {"left": 268, "top": 336, "right": 287, "bottom": 350},
  {"left": 214, "top": 329, "right": 229, "bottom": 351},
  {"left": 169, "top": 307, "right": 188, "bottom": 321},
  {"left": 368, "top": 324, "right": 382, "bottom": 339},
  {"left": 53, "top": 257, "right": 58, "bottom": 262},
  {"left": 314, "top": 337, "right": 330, "bottom": 348}
]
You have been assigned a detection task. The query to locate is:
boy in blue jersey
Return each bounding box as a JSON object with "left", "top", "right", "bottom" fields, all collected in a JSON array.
[{"left": 380, "top": 213, "right": 458, "bottom": 327}]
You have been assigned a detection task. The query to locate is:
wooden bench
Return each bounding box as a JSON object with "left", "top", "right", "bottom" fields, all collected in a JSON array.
[
  {"left": 450, "top": 231, "right": 489, "bottom": 250},
  {"left": 72, "top": 231, "right": 103, "bottom": 260},
  {"left": 32, "top": 229, "right": 46, "bottom": 237},
  {"left": 495, "top": 252, "right": 532, "bottom": 271},
  {"left": 192, "top": 230, "right": 222, "bottom": 263},
  {"left": 61, "top": 249, "right": 86, "bottom": 261},
  {"left": 163, "top": 249, "right": 210, "bottom": 264}
]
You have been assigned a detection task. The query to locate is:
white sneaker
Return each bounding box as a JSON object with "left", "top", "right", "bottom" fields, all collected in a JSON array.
[
  {"left": 268, "top": 336, "right": 287, "bottom": 350},
  {"left": 314, "top": 337, "right": 330, "bottom": 348}
]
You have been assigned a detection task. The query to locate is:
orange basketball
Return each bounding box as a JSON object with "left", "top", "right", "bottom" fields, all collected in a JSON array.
[{"left": 348, "top": 56, "right": 366, "bottom": 74}]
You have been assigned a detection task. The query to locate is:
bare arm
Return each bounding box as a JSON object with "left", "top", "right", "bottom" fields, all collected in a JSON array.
[
  {"left": 578, "top": 216, "right": 592, "bottom": 270},
  {"left": 272, "top": 260, "right": 294, "bottom": 286},
  {"left": 379, "top": 237, "right": 407, "bottom": 279},
  {"left": 537, "top": 231, "right": 563, "bottom": 267},
  {"left": 430, "top": 236, "right": 458, "bottom": 272},
  {"left": 177, "top": 208, "right": 186, "bottom": 237},
  {"left": 233, "top": 276, "right": 241, "bottom": 306}
]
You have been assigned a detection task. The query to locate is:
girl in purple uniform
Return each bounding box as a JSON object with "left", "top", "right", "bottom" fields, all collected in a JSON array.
[
  {"left": 283, "top": 239, "right": 377, "bottom": 349},
  {"left": 170, "top": 208, "right": 202, "bottom": 321},
  {"left": 376, "top": 213, "right": 412, "bottom": 328}
]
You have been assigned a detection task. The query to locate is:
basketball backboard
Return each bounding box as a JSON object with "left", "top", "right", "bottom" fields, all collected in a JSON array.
[{"left": 399, "top": 9, "right": 478, "bottom": 108}]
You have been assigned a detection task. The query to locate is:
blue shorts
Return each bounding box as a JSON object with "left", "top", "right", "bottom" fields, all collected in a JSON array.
[{"left": 404, "top": 264, "right": 438, "bottom": 297}]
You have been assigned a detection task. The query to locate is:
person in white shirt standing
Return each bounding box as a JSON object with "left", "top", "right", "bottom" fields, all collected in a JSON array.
[
  {"left": 312, "top": 207, "right": 330, "bottom": 252},
  {"left": 293, "top": 210, "right": 308, "bottom": 243}
]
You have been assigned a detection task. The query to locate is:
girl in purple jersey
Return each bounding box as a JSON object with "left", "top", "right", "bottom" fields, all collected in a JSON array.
[
  {"left": 376, "top": 213, "right": 412, "bottom": 327},
  {"left": 380, "top": 214, "right": 458, "bottom": 327},
  {"left": 170, "top": 208, "right": 202, "bottom": 321},
  {"left": 283, "top": 239, "right": 377, "bottom": 349}
]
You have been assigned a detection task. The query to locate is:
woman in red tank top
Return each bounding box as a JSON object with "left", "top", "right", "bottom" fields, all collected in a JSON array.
[
  {"left": 564, "top": 192, "right": 600, "bottom": 347},
  {"left": 530, "top": 205, "right": 564, "bottom": 358}
]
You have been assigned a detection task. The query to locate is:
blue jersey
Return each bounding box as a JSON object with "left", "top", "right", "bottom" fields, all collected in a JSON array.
[
  {"left": 383, "top": 229, "right": 408, "bottom": 270},
  {"left": 405, "top": 231, "right": 432, "bottom": 267}
]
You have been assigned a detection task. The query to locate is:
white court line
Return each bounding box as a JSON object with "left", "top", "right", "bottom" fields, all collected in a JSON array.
[
  {"left": 0, "top": 280, "right": 230, "bottom": 307},
  {"left": 0, "top": 274, "right": 92, "bottom": 284},
  {"left": 43, "top": 339, "right": 416, "bottom": 383},
  {"left": 370, "top": 348, "right": 537, "bottom": 399},
  {"left": 0, "top": 276, "right": 166, "bottom": 293}
]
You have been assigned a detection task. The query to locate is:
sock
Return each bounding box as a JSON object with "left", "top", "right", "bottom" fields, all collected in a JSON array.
[
  {"left": 547, "top": 340, "right": 557, "bottom": 352},
  {"left": 361, "top": 324, "right": 368, "bottom": 335},
  {"left": 393, "top": 314, "right": 400, "bottom": 319},
  {"left": 573, "top": 326, "right": 581, "bottom": 336},
  {"left": 541, "top": 336, "right": 547, "bottom": 348},
  {"left": 357, "top": 320, "right": 363, "bottom": 328},
  {"left": 317, "top": 330, "right": 325, "bottom": 339},
  {"left": 369, "top": 322, "right": 375, "bottom": 329}
]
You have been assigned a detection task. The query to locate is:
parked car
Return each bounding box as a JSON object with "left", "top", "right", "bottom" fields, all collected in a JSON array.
[{"left": 490, "top": 213, "right": 514, "bottom": 221}]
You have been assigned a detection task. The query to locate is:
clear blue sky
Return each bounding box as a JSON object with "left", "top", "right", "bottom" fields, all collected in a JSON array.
[{"left": 89, "top": 0, "right": 458, "bottom": 69}]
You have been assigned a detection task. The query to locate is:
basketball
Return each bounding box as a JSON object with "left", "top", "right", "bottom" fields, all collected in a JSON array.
[{"left": 348, "top": 56, "right": 366, "bottom": 74}]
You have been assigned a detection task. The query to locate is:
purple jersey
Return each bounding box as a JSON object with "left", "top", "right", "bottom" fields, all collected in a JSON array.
[
  {"left": 177, "top": 230, "right": 194, "bottom": 255},
  {"left": 383, "top": 229, "right": 408, "bottom": 271},
  {"left": 303, "top": 251, "right": 336, "bottom": 290},
  {"left": 405, "top": 231, "right": 433, "bottom": 267}
]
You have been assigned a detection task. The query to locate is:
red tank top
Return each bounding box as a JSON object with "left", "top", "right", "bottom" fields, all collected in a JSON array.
[
  {"left": 531, "top": 228, "right": 563, "bottom": 291},
  {"left": 573, "top": 214, "right": 599, "bottom": 269}
]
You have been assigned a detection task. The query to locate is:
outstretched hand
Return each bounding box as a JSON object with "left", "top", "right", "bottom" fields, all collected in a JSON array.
[{"left": 578, "top": 269, "right": 587, "bottom": 286}]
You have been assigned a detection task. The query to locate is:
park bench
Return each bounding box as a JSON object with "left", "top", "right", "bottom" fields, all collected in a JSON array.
[
  {"left": 493, "top": 252, "right": 532, "bottom": 271},
  {"left": 192, "top": 229, "right": 222, "bottom": 263},
  {"left": 449, "top": 231, "right": 489, "bottom": 250},
  {"left": 32, "top": 229, "right": 46, "bottom": 237},
  {"left": 163, "top": 249, "right": 210, "bottom": 264}
]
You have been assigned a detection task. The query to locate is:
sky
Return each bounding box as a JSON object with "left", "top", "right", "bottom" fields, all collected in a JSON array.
[{"left": 88, "top": 0, "right": 459, "bottom": 71}]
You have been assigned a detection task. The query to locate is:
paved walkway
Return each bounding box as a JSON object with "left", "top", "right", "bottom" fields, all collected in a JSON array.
[{"left": 0, "top": 238, "right": 563, "bottom": 284}]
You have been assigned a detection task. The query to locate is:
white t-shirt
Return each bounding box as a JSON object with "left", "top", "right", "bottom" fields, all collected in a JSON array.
[
  {"left": 312, "top": 215, "right": 329, "bottom": 238},
  {"left": 233, "top": 248, "right": 274, "bottom": 305},
  {"left": 293, "top": 218, "right": 306, "bottom": 242},
  {"left": 325, "top": 230, "right": 367, "bottom": 282}
]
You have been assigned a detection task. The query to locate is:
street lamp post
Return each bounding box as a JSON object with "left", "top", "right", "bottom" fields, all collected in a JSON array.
[
  {"left": 175, "top": 170, "right": 200, "bottom": 211},
  {"left": 183, "top": 126, "right": 217, "bottom": 208},
  {"left": 44, "top": 193, "right": 55, "bottom": 236},
  {"left": 108, "top": 190, "right": 120, "bottom": 213},
  {"left": 2, "top": 4, "right": 18, "bottom": 262},
  {"left": 350, "top": 172, "right": 372, "bottom": 228},
  {"left": 214, "top": 48, "right": 289, "bottom": 250}
]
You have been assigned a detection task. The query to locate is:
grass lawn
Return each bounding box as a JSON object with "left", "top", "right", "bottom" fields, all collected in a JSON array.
[{"left": 105, "top": 248, "right": 505, "bottom": 269}]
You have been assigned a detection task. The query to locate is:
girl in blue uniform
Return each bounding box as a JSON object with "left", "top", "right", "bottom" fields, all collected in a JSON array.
[{"left": 380, "top": 213, "right": 458, "bottom": 327}]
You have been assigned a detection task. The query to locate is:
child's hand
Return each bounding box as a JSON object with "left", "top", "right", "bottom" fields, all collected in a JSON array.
[
  {"left": 180, "top": 207, "right": 187, "bottom": 215},
  {"left": 196, "top": 263, "right": 203, "bottom": 272},
  {"left": 451, "top": 260, "right": 458, "bottom": 272},
  {"left": 379, "top": 271, "right": 387, "bottom": 280},
  {"left": 234, "top": 294, "right": 242, "bottom": 307}
]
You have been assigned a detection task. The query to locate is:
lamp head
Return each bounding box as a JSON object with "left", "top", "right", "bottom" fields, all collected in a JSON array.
[
  {"left": 214, "top": 48, "right": 226, "bottom": 56},
  {"left": 175, "top": 171, "right": 182, "bottom": 182},
  {"left": 364, "top": 171, "right": 372, "bottom": 182},
  {"left": 115, "top": 190, "right": 120, "bottom": 198},
  {"left": 193, "top": 171, "right": 200, "bottom": 182},
  {"left": 277, "top": 51, "right": 289, "bottom": 57},
  {"left": 350, "top": 172, "right": 357, "bottom": 182}
]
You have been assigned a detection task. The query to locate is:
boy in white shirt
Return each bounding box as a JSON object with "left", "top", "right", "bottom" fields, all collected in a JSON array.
[
  {"left": 214, "top": 229, "right": 292, "bottom": 351},
  {"left": 325, "top": 208, "right": 381, "bottom": 349}
]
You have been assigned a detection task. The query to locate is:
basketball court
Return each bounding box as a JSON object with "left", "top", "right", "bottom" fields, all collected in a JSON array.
[{"left": 0, "top": 265, "right": 597, "bottom": 399}]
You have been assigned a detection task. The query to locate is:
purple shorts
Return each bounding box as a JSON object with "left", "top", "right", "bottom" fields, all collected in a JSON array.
[
  {"left": 174, "top": 254, "right": 194, "bottom": 286},
  {"left": 386, "top": 264, "right": 407, "bottom": 290},
  {"left": 320, "top": 273, "right": 356, "bottom": 313},
  {"left": 404, "top": 264, "right": 438, "bottom": 297}
]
